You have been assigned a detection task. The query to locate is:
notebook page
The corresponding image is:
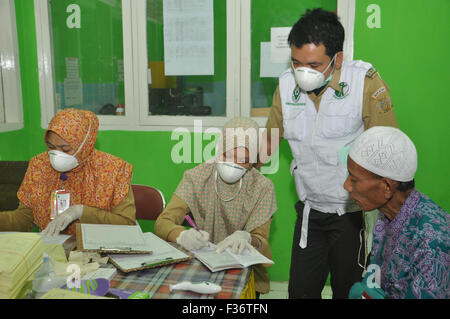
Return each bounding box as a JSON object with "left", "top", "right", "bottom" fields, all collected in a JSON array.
[
  {"left": 226, "top": 247, "right": 274, "bottom": 268},
  {"left": 191, "top": 244, "right": 241, "bottom": 270}
]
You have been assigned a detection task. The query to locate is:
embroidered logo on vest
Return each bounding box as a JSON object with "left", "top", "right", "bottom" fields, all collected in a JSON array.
[
  {"left": 292, "top": 86, "right": 301, "bottom": 103},
  {"left": 333, "top": 82, "right": 349, "bottom": 99}
]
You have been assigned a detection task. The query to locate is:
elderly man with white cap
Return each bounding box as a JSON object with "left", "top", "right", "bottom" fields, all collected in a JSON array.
[{"left": 345, "top": 126, "right": 449, "bottom": 299}]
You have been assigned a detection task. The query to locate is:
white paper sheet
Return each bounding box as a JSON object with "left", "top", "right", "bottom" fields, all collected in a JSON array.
[
  {"left": 81, "top": 268, "right": 117, "bottom": 281},
  {"left": 81, "top": 224, "right": 151, "bottom": 252},
  {"left": 0, "top": 232, "right": 71, "bottom": 245},
  {"left": 64, "top": 78, "right": 83, "bottom": 106},
  {"left": 163, "top": 0, "right": 214, "bottom": 75},
  {"left": 65, "top": 57, "right": 79, "bottom": 79},
  {"left": 117, "top": 59, "right": 124, "bottom": 82},
  {"left": 270, "top": 27, "right": 292, "bottom": 63},
  {"left": 260, "top": 42, "right": 290, "bottom": 78},
  {"left": 39, "top": 234, "right": 71, "bottom": 245},
  {"left": 64, "top": 57, "right": 82, "bottom": 106}
]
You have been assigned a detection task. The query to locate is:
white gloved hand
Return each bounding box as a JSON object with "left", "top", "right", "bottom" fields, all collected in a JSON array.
[
  {"left": 216, "top": 230, "right": 254, "bottom": 255},
  {"left": 42, "top": 205, "right": 83, "bottom": 236},
  {"left": 176, "top": 228, "right": 210, "bottom": 251}
]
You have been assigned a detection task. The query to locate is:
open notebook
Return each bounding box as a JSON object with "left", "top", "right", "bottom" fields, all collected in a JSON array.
[
  {"left": 191, "top": 244, "right": 274, "bottom": 272},
  {"left": 108, "top": 232, "right": 191, "bottom": 272}
]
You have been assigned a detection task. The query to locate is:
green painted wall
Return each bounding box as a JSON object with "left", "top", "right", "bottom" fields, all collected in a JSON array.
[
  {"left": 354, "top": 0, "right": 450, "bottom": 212},
  {"left": 1, "top": 0, "right": 448, "bottom": 283}
]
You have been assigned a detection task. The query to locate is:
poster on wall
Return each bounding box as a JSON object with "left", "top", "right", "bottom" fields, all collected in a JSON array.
[
  {"left": 270, "top": 27, "right": 291, "bottom": 64},
  {"left": 64, "top": 78, "right": 83, "bottom": 106},
  {"left": 117, "top": 59, "right": 124, "bottom": 82},
  {"left": 64, "top": 57, "right": 83, "bottom": 106},
  {"left": 163, "top": 0, "right": 214, "bottom": 76},
  {"left": 260, "top": 42, "right": 290, "bottom": 78}
]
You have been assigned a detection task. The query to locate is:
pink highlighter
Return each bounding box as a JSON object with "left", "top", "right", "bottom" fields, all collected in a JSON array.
[
  {"left": 184, "top": 215, "right": 212, "bottom": 248},
  {"left": 184, "top": 215, "right": 199, "bottom": 231}
]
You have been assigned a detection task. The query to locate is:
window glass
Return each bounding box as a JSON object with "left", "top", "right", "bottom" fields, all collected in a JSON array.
[
  {"left": 146, "top": 0, "right": 226, "bottom": 117},
  {"left": 250, "top": 0, "right": 337, "bottom": 116},
  {"left": 50, "top": 0, "right": 125, "bottom": 116}
]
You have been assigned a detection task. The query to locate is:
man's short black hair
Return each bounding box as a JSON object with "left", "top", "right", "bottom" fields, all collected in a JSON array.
[{"left": 288, "top": 8, "right": 345, "bottom": 58}]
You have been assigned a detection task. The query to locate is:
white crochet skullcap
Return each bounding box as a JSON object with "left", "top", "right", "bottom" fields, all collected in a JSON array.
[{"left": 349, "top": 126, "right": 417, "bottom": 182}]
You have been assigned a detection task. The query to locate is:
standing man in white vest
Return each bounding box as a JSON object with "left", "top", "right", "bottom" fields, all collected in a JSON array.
[{"left": 257, "top": 8, "right": 398, "bottom": 298}]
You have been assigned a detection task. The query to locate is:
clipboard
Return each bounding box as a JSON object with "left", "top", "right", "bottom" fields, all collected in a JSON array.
[
  {"left": 76, "top": 224, "right": 153, "bottom": 255},
  {"left": 108, "top": 254, "right": 193, "bottom": 273},
  {"left": 107, "top": 232, "right": 193, "bottom": 272}
]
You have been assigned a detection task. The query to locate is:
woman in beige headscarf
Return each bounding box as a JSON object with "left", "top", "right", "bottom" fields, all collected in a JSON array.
[{"left": 155, "top": 117, "right": 277, "bottom": 296}]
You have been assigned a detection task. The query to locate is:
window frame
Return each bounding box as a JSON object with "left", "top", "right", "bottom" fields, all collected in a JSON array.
[
  {"left": 0, "top": 0, "right": 24, "bottom": 132},
  {"left": 34, "top": 0, "right": 137, "bottom": 130},
  {"left": 135, "top": 0, "right": 241, "bottom": 130},
  {"left": 240, "top": 0, "right": 355, "bottom": 127},
  {"left": 35, "top": 0, "right": 355, "bottom": 131}
]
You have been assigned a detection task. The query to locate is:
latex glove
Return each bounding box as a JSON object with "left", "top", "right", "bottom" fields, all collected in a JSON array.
[
  {"left": 42, "top": 205, "right": 83, "bottom": 236},
  {"left": 216, "top": 230, "right": 254, "bottom": 255},
  {"left": 176, "top": 228, "right": 210, "bottom": 251}
]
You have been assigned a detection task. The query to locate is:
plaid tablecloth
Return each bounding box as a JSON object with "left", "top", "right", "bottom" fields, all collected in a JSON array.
[{"left": 109, "top": 258, "right": 251, "bottom": 299}]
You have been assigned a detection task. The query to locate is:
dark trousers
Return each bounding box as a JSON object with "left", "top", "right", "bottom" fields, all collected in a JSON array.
[{"left": 288, "top": 201, "right": 365, "bottom": 299}]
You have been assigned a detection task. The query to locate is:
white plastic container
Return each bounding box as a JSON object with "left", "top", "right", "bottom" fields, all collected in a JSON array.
[{"left": 29, "top": 255, "right": 67, "bottom": 299}]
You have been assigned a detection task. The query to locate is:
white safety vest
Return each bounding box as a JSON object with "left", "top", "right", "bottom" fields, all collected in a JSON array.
[{"left": 280, "top": 60, "right": 372, "bottom": 248}]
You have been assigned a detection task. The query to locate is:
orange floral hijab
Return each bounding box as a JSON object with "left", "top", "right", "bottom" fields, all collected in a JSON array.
[{"left": 17, "top": 109, "right": 133, "bottom": 234}]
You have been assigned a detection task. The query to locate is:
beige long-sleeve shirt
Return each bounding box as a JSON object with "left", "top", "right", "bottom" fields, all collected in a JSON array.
[{"left": 0, "top": 185, "right": 136, "bottom": 232}]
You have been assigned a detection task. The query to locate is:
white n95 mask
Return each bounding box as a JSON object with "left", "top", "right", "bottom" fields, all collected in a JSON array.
[
  {"left": 293, "top": 54, "right": 336, "bottom": 92},
  {"left": 47, "top": 122, "right": 92, "bottom": 173},
  {"left": 48, "top": 150, "right": 79, "bottom": 172},
  {"left": 216, "top": 161, "right": 247, "bottom": 184}
]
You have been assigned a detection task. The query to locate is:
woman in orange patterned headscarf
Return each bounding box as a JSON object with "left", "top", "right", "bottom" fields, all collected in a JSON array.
[{"left": 0, "top": 109, "right": 136, "bottom": 235}]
